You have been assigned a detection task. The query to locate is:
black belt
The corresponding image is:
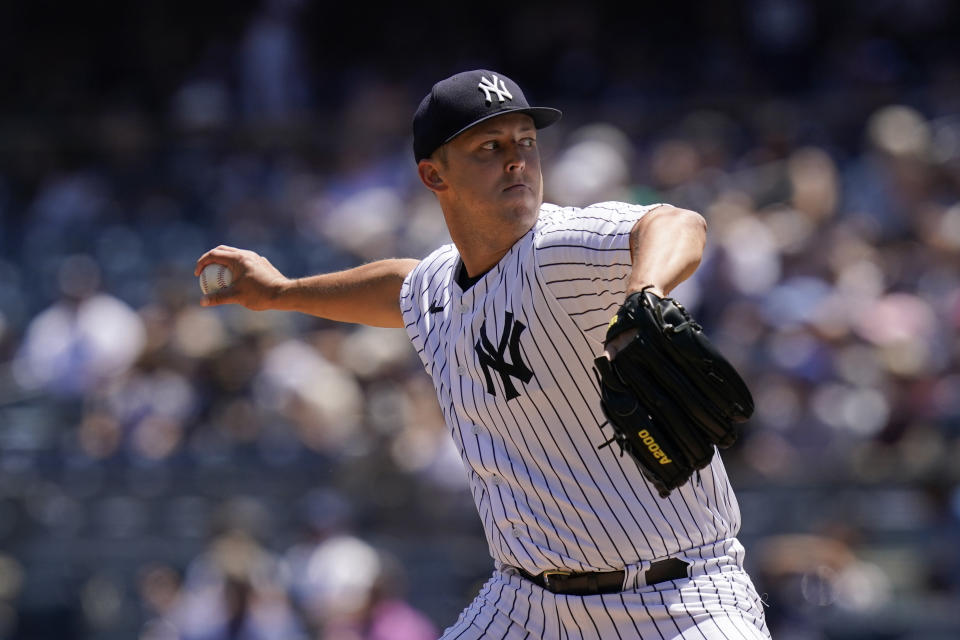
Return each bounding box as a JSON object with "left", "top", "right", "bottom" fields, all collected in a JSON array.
[{"left": 516, "top": 558, "right": 689, "bottom": 596}]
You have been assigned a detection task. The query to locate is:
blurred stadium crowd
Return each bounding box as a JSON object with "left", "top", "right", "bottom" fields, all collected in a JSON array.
[{"left": 1, "top": 1, "right": 960, "bottom": 638}]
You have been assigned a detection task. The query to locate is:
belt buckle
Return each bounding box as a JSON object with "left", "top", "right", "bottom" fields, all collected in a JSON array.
[{"left": 541, "top": 569, "right": 572, "bottom": 590}]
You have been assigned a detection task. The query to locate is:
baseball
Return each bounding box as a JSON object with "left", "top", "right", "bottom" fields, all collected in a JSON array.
[{"left": 199, "top": 263, "right": 233, "bottom": 295}]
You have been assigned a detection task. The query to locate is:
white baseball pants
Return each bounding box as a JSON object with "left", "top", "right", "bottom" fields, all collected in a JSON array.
[{"left": 440, "top": 550, "right": 771, "bottom": 639}]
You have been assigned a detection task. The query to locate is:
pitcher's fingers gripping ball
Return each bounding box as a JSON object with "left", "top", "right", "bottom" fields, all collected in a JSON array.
[
  {"left": 593, "top": 285, "right": 754, "bottom": 497},
  {"left": 199, "top": 263, "right": 233, "bottom": 295}
]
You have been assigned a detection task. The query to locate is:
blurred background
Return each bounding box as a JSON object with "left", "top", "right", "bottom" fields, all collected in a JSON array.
[{"left": 1, "top": 0, "right": 959, "bottom": 638}]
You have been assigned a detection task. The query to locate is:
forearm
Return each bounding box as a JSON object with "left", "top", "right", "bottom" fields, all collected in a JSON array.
[
  {"left": 196, "top": 244, "right": 419, "bottom": 328},
  {"left": 627, "top": 206, "right": 706, "bottom": 296},
  {"left": 278, "top": 258, "right": 420, "bottom": 328}
]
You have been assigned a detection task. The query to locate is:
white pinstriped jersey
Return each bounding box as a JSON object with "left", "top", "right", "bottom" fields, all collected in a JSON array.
[{"left": 400, "top": 202, "right": 742, "bottom": 577}]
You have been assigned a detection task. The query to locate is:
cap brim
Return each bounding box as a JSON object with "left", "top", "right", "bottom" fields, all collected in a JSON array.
[{"left": 441, "top": 107, "right": 563, "bottom": 147}]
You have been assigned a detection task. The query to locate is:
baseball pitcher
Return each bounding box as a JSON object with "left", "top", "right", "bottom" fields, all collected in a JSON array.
[{"left": 196, "top": 69, "right": 771, "bottom": 639}]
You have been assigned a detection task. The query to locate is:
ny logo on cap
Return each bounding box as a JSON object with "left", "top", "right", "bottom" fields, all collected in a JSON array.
[{"left": 478, "top": 75, "right": 513, "bottom": 106}]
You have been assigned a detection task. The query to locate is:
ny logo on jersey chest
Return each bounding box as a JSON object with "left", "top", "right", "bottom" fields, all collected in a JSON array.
[{"left": 475, "top": 311, "right": 533, "bottom": 400}]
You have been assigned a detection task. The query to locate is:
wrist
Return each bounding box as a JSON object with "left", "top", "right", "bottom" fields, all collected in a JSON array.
[
  {"left": 626, "top": 283, "right": 665, "bottom": 299},
  {"left": 270, "top": 277, "right": 297, "bottom": 310}
]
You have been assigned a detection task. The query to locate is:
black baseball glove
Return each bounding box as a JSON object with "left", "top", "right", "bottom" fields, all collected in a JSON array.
[{"left": 593, "top": 286, "right": 754, "bottom": 497}]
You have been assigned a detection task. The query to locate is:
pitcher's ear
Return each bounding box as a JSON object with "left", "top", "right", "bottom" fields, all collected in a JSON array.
[{"left": 418, "top": 160, "right": 447, "bottom": 192}]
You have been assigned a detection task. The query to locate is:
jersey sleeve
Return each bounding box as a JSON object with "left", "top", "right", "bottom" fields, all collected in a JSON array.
[
  {"left": 535, "top": 202, "right": 667, "bottom": 342},
  {"left": 400, "top": 244, "right": 458, "bottom": 376},
  {"left": 400, "top": 258, "right": 432, "bottom": 375}
]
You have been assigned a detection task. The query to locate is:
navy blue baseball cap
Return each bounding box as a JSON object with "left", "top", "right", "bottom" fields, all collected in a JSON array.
[{"left": 413, "top": 69, "right": 562, "bottom": 162}]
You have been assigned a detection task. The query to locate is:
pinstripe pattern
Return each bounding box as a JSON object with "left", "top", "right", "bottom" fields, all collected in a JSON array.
[
  {"left": 438, "top": 548, "right": 770, "bottom": 639},
  {"left": 400, "top": 202, "right": 770, "bottom": 638}
]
